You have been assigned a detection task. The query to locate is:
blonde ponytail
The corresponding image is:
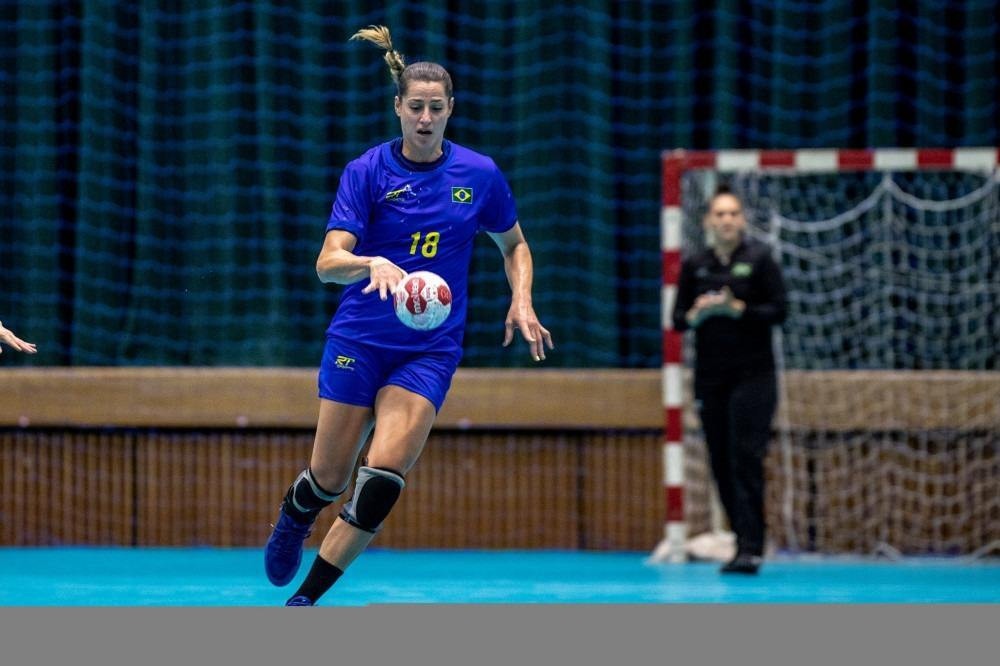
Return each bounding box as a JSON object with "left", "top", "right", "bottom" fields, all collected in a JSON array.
[
  {"left": 350, "top": 24, "right": 453, "bottom": 98},
  {"left": 350, "top": 25, "right": 407, "bottom": 85}
]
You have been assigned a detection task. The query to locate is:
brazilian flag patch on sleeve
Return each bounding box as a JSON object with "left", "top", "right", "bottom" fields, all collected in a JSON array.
[{"left": 451, "top": 186, "right": 473, "bottom": 204}]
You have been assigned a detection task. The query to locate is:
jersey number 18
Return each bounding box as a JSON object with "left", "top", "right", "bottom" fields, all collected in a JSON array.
[{"left": 409, "top": 231, "right": 440, "bottom": 258}]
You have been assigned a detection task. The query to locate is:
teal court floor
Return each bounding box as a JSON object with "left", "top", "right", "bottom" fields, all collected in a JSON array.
[{"left": 1, "top": 547, "right": 998, "bottom": 606}]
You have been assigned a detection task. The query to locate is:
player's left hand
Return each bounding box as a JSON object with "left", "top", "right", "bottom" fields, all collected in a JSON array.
[{"left": 502, "top": 302, "right": 553, "bottom": 362}]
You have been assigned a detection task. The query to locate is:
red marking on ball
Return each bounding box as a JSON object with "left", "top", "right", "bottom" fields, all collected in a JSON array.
[
  {"left": 392, "top": 270, "right": 452, "bottom": 331},
  {"left": 407, "top": 294, "right": 427, "bottom": 315}
]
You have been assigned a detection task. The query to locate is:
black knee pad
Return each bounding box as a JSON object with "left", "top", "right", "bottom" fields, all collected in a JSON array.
[
  {"left": 284, "top": 468, "right": 343, "bottom": 519},
  {"left": 339, "top": 466, "right": 405, "bottom": 533}
]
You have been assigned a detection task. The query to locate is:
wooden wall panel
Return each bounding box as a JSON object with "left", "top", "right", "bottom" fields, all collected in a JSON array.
[
  {"left": 2, "top": 426, "right": 995, "bottom": 553},
  {"left": 5, "top": 368, "right": 996, "bottom": 431},
  {"left": 0, "top": 431, "right": 133, "bottom": 545},
  {"left": 1, "top": 428, "right": 663, "bottom": 550}
]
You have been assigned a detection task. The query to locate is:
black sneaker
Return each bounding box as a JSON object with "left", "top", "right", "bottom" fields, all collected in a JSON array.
[{"left": 720, "top": 553, "right": 762, "bottom": 574}]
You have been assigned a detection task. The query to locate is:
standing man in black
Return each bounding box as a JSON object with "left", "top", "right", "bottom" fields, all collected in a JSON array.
[{"left": 672, "top": 185, "right": 787, "bottom": 574}]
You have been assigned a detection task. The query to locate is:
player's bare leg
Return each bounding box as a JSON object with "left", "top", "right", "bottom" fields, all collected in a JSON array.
[
  {"left": 264, "top": 399, "right": 372, "bottom": 587},
  {"left": 309, "top": 399, "right": 375, "bottom": 493},
  {"left": 286, "top": 386, "right": 436, "bottom": 605}
]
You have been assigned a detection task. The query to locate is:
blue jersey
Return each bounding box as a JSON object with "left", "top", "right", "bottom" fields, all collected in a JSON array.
[{"left": 324, "top": 139, "right": 518, "bottom": 355}]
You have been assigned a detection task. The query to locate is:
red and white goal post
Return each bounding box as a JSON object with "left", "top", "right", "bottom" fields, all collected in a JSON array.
[{"left": 650, "top": 147, "right": 1000, "bottom": 563}]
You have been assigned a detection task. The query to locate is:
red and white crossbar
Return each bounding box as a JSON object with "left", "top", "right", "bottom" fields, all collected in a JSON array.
[{"left": 655, "top": 146, "right": 999, "bottom": 563}]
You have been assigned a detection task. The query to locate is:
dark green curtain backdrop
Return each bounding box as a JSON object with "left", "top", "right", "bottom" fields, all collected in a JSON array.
[{"left": 1, "top": 1, "right": 998, "bottom": 367}]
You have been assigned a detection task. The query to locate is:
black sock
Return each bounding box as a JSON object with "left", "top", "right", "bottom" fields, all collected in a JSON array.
[{"left": 289, "top": 555, "right": 344, "bottom": 604}]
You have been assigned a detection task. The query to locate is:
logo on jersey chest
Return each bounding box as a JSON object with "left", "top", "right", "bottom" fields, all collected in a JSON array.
[
  {"left": 451, "top": 186, "right": 473, "bottom": 204},
  {"left": 384, "top": 184, "right": 415, "bottom": 201}
]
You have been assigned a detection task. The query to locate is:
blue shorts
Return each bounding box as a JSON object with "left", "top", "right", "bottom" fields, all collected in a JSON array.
[{"left": 317, "top": 335, "right": 461, "bottom": 412}]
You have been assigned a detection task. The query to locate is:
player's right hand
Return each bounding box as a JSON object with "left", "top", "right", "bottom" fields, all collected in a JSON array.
[{"left": 361, "top": 257, "right": 406, "bottom": 301}]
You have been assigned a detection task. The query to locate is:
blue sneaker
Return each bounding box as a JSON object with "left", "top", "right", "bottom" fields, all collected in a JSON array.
[
  {"left": 285, "top": 595, "right": 315, "bottom": 606},
  {"left": 264, "top": 508, "right": 313, "bottom": 586}
]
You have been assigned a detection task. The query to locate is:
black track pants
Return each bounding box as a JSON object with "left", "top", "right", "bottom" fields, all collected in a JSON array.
[{"left": 697, "top": 371, "right": 777, "bottom": 556}]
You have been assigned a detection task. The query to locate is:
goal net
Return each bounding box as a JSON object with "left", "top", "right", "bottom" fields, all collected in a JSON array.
[{"left": 660, "top": 148, "right": 999, "bottom": 558}]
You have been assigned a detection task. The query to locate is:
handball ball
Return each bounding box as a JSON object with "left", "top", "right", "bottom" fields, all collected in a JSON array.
[{"left": 393, "top": 270, "right": 452, "bottom": 331}]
